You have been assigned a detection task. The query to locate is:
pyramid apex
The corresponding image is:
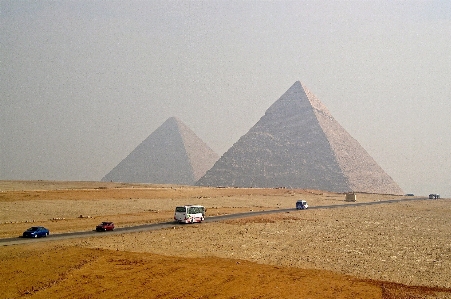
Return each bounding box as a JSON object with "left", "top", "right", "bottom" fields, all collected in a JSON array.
[
  {"left": 290, "top": 80, "right": 303, "bottom": 88},
  {"left": 282, "top": 81, "right": 308, "bottom": 96},
  {"left": 166, "top": 116, "right": 182, "bottom": 123},
  {"left": 163, "top": 117, "right": 187, "bottom": 130}
]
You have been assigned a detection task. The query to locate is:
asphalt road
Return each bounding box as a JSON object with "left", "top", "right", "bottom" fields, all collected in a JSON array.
[{"left": 0, "top": 197, "right": 426, "bottom": 246}]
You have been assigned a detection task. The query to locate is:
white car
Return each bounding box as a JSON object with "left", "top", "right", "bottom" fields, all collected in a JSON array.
[{"left": 296, "top": 200, "right": 308, "bottom": 210}]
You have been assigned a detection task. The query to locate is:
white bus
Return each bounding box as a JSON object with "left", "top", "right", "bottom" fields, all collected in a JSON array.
[{"left": 174, "top": 205, "right": 205, "bottom": 223}]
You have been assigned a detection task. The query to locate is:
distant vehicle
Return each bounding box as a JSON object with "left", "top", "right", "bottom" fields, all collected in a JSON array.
[
  {"left": 406, "top": 194, "right": 415, "bottom": 196},
  {"left": 429, "top": 194, "right": 440, "bottom": 199},
  {"left": 22, "top": 226, "right": 49, "bottom": 238},
  {"left": 345, "top": 193, "right": 357, "bottom": 202},
  {"left": 96, "top": 222, "right": 115, "bottom": 231},
  {"left": 174, "top": 205, "right": 205, "bottom": 223},
  {"left": 296, "top": 200, "right": 308, "bottom": 210}
]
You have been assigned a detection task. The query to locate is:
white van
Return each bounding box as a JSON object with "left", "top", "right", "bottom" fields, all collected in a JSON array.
[
  {"left": 174, "top": 205, "right": 205, "bottom": 223},
  {"left": 296, "top": 200, "right": 308, "bottom": 210}
]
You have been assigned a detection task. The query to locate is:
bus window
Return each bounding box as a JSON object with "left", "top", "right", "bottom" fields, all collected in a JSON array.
[{"left": 175, "top": 206, "right": 186, "bottom": 213}]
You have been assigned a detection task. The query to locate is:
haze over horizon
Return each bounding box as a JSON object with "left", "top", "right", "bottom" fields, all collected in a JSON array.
[{"left": 1, "top": 1, "right": 450, "bottom": 197}]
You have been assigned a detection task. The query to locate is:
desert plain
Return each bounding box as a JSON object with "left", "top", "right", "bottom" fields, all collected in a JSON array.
[{"left": 1, "top": 180, "right": 451, "bottom": 298}]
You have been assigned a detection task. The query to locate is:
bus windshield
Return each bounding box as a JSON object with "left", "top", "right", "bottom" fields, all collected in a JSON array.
[{"left": 188, "top": 206, "right": 204, "bottom": 214}]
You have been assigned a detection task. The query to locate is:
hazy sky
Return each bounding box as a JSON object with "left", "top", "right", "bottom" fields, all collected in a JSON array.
[{"left": 1, "top": 1, "right": 450, "bottom": 197}]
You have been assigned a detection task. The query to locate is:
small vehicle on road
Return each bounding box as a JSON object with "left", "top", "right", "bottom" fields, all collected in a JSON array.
[
  {"left": 96, "top": 222, "right": 115, "bottom": 232},
  {"left": 174, "top": 205, "right": 205, "bottom": 223},
  {"left": 429, "top": 194, "right": 440, "bottom": 199},
  {"left": 22, "top": 226, "right": 49, "bottom": 238},
  {"left": 296, "top": 200, "right": 308, "bottom": 210}
]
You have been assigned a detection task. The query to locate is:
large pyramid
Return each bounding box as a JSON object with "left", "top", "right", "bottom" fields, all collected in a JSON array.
[
  {"left": 102, "top": 117, "right": 219, "bottom": 185},
  {"left": 196, "top": 81, "right": 403, "bottom": 195}
]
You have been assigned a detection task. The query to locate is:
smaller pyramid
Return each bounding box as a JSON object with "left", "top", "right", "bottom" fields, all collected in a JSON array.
[{"left": 102, "top": 117, "right": 219, "bottom": 185}]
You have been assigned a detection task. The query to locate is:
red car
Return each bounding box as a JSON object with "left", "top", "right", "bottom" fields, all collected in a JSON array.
[{"left": 96, "top": 221, "right": 115, "bottom": 232}]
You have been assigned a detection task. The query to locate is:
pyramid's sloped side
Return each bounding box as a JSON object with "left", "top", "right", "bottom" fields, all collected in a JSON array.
[
  {"left": 197, "top": 82, "right": 351, "bottom": 191},
  {"left": 176, "top": 119, "right": 219, "bottom": 181},
  {"left": 101, "top": 118, "right": 194, "bottom": 184},
  {"left": 303, "top": 85, "right": 404, "bottom": 195}
]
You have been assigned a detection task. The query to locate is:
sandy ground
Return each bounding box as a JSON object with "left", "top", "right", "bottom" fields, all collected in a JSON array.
[{"left": 1, "top": 180, "right": 451, "bottom": 298}]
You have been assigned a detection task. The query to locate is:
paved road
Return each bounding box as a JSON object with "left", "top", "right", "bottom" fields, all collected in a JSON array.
[{"left": 0, "top": 197, "right": 426, "bottom": 246}]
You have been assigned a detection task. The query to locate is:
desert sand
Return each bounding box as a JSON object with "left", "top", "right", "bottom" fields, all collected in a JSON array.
[{"left": 1, "top": 180, "right": 451, "bottom": 298}]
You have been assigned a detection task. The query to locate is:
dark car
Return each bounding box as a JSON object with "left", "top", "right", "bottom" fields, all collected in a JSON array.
[
  {"left": 96, "top": 222, "right": 115, "bottom": 232},
  {"left": 22, "top": 226, "right": 49, "bottom": 238}
]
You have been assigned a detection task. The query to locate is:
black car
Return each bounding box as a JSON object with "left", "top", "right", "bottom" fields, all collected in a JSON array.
[{"left": 22, "top": 226, "right": 49, "bottom": 238}]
